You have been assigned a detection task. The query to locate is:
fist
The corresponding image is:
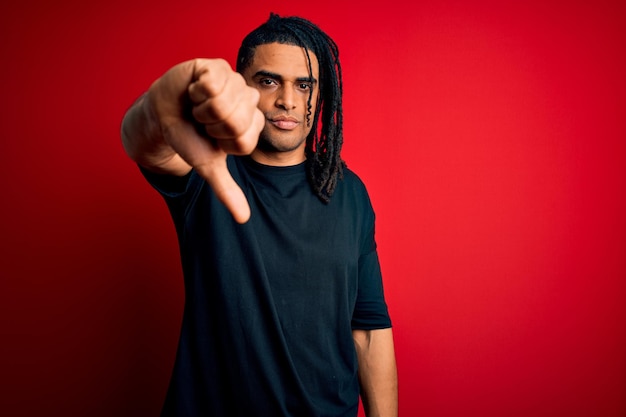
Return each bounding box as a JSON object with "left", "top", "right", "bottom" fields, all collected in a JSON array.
[
  {"left": 188, "top": 58, "right": 263, "bottom": 154},
  {"left": 147, "top": 58, "right": 265, "bottom": 223}
]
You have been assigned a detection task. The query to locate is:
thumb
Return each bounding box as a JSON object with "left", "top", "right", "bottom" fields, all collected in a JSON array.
[
  {"left": 160, "top": 115, "right": 252, "bottom": 224},
  {"left": 197, "top": 157, "right": 251, "bottom": 224}
]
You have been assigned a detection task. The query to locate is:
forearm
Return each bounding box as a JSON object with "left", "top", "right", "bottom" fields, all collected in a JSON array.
[{"left": 353, "top": 328, "right": 398, "bottom": 417}]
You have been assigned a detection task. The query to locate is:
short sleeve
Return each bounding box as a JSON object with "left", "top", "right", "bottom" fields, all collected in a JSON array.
[
  {"left": 138, "top": 165, "right": 208, "bottom": 227},
  {"left": 138, "top": 165, "right": 194, "bottom": 198},
  {"left": 352, "top": 246, "right": 392, "bottom": 330},
  {"left": 351, "top": 193, "right": 392, "bottom": 331}
]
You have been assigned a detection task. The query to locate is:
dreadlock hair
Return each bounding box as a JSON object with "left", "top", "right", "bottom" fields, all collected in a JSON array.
[{"left": 236, "top": 13, "right": 345, "bottom": 203}]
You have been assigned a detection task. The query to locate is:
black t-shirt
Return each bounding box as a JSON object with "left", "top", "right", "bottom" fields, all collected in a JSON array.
[{"left": 142, "top": 156, "right": 391, "bottom": 417}]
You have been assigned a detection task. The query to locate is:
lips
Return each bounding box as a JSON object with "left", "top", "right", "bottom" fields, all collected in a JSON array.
[{"left": 269, "top": 115, "right": 300, "bottom": 130}]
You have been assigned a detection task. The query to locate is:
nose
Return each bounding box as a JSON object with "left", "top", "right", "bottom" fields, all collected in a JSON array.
[{"left": 275, "top": 85, "right": 296, "bottom": 110}]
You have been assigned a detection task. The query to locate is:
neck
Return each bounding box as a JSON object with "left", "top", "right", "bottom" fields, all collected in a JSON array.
[{"left": 250, "top": 149, "right": 306, "bottom": 166}]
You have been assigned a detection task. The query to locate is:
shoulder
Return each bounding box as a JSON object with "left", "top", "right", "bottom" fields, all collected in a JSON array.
[
  {"left": 340, "top": 166, "right": 371, "bottom": 197},
  {"left": 333, "top": 166, "right": 376, "bottom": 217}
]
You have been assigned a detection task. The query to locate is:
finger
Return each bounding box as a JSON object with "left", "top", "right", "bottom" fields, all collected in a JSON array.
[
  {"left": 196, "top": 86, "right": 261, "bottom": 141},
  {"left": 188, "top": 74, "right": 222, "bottom": 104},
  {"left": 160, "top": 116, "right": 218, "bottom": 168},
  {"left": 196, "top": 157, "right": 251, "bottom": 224},
  {"left": 215, "top": 107, "right": 265, "bottom": 154},
  {"left": 191, "top": 72, "right": 249, "bottom": 127},
  {"left": 188, "top": 59, "right": 230, "bottom": 104},
  {"left": 161, "top": 113, "right": 251, "bottom": 223}
]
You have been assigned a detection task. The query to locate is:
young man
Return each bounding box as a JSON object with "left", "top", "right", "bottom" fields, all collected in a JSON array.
[{"left": 121, "top": 13, "right": 397, "bottom": 417}]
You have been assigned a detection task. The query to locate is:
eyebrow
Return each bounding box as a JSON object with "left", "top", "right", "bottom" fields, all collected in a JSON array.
[{"left": 253, "top": 70, "right": 318, "bottom": 84}]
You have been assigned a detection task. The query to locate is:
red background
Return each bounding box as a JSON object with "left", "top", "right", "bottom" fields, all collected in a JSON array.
[{"left": 1, "top": 1, "right": 625, "bottom": 416}]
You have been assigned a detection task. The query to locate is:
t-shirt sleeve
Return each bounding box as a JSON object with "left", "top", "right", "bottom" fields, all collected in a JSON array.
[
  {"left": 137, "top": 165, "right": 206, "bottom": 226},
  {"left": 138, "top": 165, "right": 194, "bottom": 198},
  {"left": 351, "top": 191, "right": 392, "bottom": 330},
  {"left": 352, "top": 245, "right": 392, "bottom": 330}
]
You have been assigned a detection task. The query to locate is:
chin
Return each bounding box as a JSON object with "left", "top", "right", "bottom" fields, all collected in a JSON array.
[{"left": 258, "top": 132, "right": 307, "bottom": 153}]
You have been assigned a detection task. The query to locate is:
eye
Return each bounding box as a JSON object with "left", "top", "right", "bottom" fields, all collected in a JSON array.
[{"left": 259, "top": 78, "right": 277, "bottom": 87}]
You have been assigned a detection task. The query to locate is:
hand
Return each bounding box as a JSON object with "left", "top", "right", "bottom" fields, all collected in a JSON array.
[{"left": 148, "top": 58, "right": 264, "bottom": 223}]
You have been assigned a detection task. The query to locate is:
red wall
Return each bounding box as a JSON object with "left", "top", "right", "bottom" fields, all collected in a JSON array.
[{"left": 1, "top": 1, "right": 625, "bottom": 416}]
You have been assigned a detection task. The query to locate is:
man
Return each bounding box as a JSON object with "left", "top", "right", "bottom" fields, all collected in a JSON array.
[{"left": 121, "top": 13, "right": 397, "bottom": 417}]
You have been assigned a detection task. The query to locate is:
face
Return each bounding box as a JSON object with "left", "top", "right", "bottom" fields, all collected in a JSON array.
[{"left": 242, "top": 42, "right": 319, "bottom": 163}]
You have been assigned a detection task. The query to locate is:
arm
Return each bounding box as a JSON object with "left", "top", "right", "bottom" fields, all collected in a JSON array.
[
  {"left": 120, "top": 58, "right": 265, "bottom": 223},
  {"left": 353, "top": 328, "right": 398, "bottom": 417},
  {"left": 121, "top": 91, "right": 191, "bottom": 176}
]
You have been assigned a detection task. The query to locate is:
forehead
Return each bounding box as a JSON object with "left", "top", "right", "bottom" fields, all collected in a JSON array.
[{"left": 246, "top": 42, "right": 319, "bottom": 78}]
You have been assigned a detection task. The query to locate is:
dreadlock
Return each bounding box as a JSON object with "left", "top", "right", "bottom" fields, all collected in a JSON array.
[{"left": 236, "top": 13, "right": 345, "bottom": 203}]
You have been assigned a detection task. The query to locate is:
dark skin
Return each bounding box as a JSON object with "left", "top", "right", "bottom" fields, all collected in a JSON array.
[
  {"left": 122, "top": 57, "right": 263, "bottom": 223},
  {"left": 121, "top": 43, "right": 398, "bottom": 417},
  {"left": 122, "top": 44, "right": 318, "bottom": 223}
]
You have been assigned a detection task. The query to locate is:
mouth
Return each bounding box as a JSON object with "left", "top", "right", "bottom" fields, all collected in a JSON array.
[{"left": 269, "top": 115, "right": 300, "bottom": 131}]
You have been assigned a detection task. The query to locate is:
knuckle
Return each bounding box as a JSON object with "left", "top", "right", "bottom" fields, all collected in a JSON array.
[
  {"left": 200, "top": 75, "right": 223, "bottom": 97},
  {"left": 222, "top": 115, "right": 248, "bottom": 138},
  {"left": 236, "top": 135, "right": 257, "bottom": 154},
  {"left": 193, "top": 98, "right": 234, "bottom": 125}
]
